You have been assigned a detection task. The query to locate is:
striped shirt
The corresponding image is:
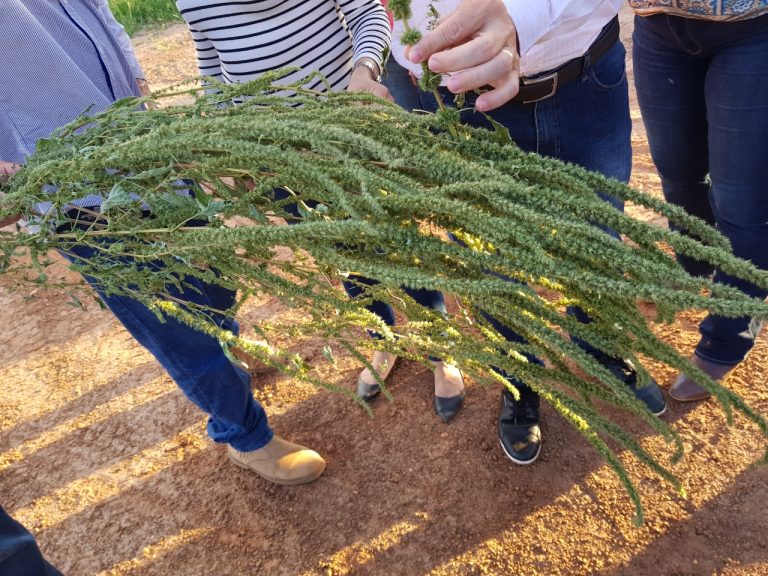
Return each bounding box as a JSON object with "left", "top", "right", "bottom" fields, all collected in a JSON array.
[
  {"left": 175, "top": 0, "right": 391, "bottom": 94},
  {"left": 629, "top": 0, "right": 768, "bottom": 21}
]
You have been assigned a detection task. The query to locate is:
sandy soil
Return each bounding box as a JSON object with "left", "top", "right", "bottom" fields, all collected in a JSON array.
[{"left": 2, "top": 7, "right": 766, "bottom": 575}]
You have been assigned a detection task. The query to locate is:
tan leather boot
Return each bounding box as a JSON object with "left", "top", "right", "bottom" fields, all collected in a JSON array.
[{"left": 228, "top": 436, "right": 326, "bottom": 485}]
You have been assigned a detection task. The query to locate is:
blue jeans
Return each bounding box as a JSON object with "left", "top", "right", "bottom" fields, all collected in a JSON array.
[
  {"left": 382, "top": 58, "right": 422, "bottom": 112},
  {"left": 411, "top": 39, "right": 633, "bottom": 371},
  {"left": 633, "top": 13, "right": 768, "bottom": 365},
  {"left": 332, "top": 61, "right": 448, "bottom": 342},
  {"left": 65, "top": 244, "right": 273, "bottom": 452},
  {"left": 0, "top": 507, "right": 62, "bottom": 576}
]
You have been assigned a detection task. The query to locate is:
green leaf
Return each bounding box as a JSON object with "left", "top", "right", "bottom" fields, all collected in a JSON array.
[
  {"left": 101, "top": 182, "right": 136, "bottom": 213},
  {"left": 481, "top": 113, "right": 513, "bottom": 144}
]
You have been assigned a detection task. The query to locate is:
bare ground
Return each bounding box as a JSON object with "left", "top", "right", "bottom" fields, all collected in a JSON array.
[{"left": 2, "top": 8, "right": 767, "bottom": 576}]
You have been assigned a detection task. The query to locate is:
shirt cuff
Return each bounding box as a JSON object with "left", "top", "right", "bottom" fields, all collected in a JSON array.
[{"left": 503, "top": 0, "right": 552, "bottom": 55}]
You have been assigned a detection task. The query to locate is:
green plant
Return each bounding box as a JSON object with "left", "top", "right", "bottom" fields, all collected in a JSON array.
[
  {"left": 109, "top": 0, "right": 181, "bottom": 35},
  {"left": 1, "top": 72, "right": 767, "bottom": 523}
]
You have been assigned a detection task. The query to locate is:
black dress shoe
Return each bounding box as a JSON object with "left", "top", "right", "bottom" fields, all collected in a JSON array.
[
  {"left": 355, "top": 357, "right": 400, "bottom": 402},
  {"left": 498, "top": 387, "right": 541, "bottom": 465},
  {"left": 433, "top": 390, "right": 465, "bottom": 424},
  {"left": 589, "top": 351, "right": 667, "bottom": 416}
]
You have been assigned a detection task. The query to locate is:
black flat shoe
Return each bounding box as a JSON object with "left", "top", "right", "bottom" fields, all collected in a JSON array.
[
  {"left": 433, "top": 390, "right": 465, "bottom": 423},
  {"left": 355, "top": 356, "right": 400, "bottom": 402}
]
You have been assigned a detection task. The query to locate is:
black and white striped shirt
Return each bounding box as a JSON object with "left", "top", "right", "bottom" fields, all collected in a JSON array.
[{"left": 176, "top": 0, "right": 391, "bottom": 94}]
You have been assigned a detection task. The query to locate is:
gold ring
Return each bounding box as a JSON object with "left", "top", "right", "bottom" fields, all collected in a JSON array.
[{"left": 501, "top": 48, "right": 516, "bottom": 61}]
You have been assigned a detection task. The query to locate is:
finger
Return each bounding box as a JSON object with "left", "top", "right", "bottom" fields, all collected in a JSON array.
[
  {"left": 427, "top": 32, "right": 507, "bottom": 75},
  {"left": 475, "top": 72, "right": 521, "bottom": 112},
  {"left": 409, "top": 3, "right": 485, "bottom": 64},
  {"left": 0, "top": 161, "right": 19, "bottom": 173},
  {"left": 443, "top": 48, "right": 518, "bottom": 93},
  {"left": 374, "top": 85, "right": 395, "bottom": 102}
]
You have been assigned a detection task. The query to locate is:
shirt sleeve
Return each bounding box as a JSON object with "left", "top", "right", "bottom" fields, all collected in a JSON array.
[
  {"left": 338, "top": 0, "right": 392, "bottom": 70},
  {"left": 503, "top": 0, "right": 621, "bottom": 56},
  {"left": 96, "top": 0, "right": 146, "bottom": 80}
]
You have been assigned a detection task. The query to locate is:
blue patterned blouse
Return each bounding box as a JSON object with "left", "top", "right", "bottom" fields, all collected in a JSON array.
[{"left": 629, "top": 0, "right": 768, "bottom": 20}]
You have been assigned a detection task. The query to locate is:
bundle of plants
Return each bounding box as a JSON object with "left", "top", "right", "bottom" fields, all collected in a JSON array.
[{"left": 1, "top": 72, "right": 767, "bottom": 522}]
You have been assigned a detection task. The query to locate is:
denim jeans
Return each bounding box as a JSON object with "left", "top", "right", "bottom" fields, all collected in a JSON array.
[
  {"left": 382, "top": 58, "right": 423, "bottom": 112},
  {"left": 271, "top": 183, "right": 448, "bottom": 332},
  {"left": 633, "top": 13, "right": 768, "bottom": 365},
  {"left": 0, "top": 507, "right": 62, "bottom": 576},
  {"left": 64, "top": 244, "right": 273, "bottom": 452},
  {"left": 295, "top": 64, "right": 450, "bottom": 341},
  {"left": 411, "top": 39, "right": 633, "bottom": 370}
]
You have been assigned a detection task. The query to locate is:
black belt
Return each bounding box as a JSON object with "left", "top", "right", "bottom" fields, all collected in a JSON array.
[{"left": 511, "top": 15, "right": 620, "bottom": 104}]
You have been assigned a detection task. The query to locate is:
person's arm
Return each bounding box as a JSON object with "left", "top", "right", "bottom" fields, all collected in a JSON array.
[
  {"left": 339, "top": 0, "right": 394, "bottom": 100},
  {"left": 96, "top": 0, "right": 148, "bottom": 91}
]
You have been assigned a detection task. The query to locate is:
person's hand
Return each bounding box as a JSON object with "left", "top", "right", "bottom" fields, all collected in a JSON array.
[
  {"left": 136, "top": 78, "right": 157, "bottom": 110},
  {"left": 136, "top": 78, "right": 151, "bottom": 97},
  {"left": 408, "top": 0, "right": 520, "bottom": 111},
  {"left": 0, "top": 161, "right": 21, "bottom": 185},
  {"left": 347, "top": 64, "right": 394, "bottom": 102},
  {"left": 0, "top": 161, "right": 22, "bottom": 227}
]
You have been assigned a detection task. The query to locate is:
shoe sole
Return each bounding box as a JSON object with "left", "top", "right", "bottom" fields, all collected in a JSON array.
[
  {"left": 651, "top": 403, "right": 667, "bottom": 417},
  {"left": 668, "top": 390, "right": 711, "bottom": 403},
  {"left": 498, "top": 438, "right": 541, "bottom": 466},
  {"left": 228, "top": 455, "right": 326, "bottom": 486}
]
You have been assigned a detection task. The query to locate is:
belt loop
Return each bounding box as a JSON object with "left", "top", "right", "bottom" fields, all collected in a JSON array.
[{"left": 581, "top": 52, "right": 591, "bottom": 82}]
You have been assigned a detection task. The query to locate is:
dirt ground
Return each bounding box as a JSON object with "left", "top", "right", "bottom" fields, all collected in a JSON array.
[{"left": 2, "top": 7, "right": 767, "bottom": 575}]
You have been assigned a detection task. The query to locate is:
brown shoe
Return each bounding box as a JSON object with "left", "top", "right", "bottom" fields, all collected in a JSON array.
[
  {"left": 228, "top": 436, "right": 326, "bottom": 485},
  {"left": 669, "top": 355, "right": 736, "bottom": 403}
]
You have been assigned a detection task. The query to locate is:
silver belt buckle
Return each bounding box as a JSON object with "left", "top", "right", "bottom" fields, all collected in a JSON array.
[{"left": 519, "top": 71, "right": 559, "bottom": 104}]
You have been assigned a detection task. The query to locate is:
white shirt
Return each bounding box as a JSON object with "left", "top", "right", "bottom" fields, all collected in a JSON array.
[{"left": 392, "top": 0, "right": 622, "bottom": 78}]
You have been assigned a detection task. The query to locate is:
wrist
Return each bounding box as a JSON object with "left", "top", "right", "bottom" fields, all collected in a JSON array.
[{"left": 352, "top": 57, "right": 382, "bottom": 83}]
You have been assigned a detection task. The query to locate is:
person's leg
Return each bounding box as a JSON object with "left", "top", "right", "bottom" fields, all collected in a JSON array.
[
  {"left": 543, "top": 37, "right": 666, "bottom": 416},
  {"left": 421, "top": 37, "right": 663, "bottom": 464},
  {"left": 415, "top": 86, "right": 545, "bottom": 457},
  {"left": 63, "top": 244, "right": 325, "bottom": 483},
  {"left": 0, "top": 507, "right": 62, "bottom": 576},
  {"left": 696, "top": 16, "right": 768, "bottom": 363},
  {"left": 344, "top": 275, "right": 463, "bottom": 415},
  {"left": 673, "top": 16, "right": 768, "bottom": 396},
  {"left": 67, "top": 245, "right": 273, "bottom": 451},
  {"left": 635, "top": 15, "right": 768, "bottom": 398},
  {"left": 633, "top": 14, "right": 715, "bottom": 278},
  {"left": 342, "top": 66, "right": 464, "bottom": 409}
]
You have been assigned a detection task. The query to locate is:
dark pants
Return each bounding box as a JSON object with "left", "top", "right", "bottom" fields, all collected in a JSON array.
[
  {"left": 0, "top": 507, "right": 62, "bottom": 576},
  {"left": 633, "top": 13, "right": 768, "bottom": 365},
  {"left": 272, "top": 161, "right": 449, "bottom": 340},
  {"left": 393, "top": 40, "right": 633, "bottom": 381}
]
